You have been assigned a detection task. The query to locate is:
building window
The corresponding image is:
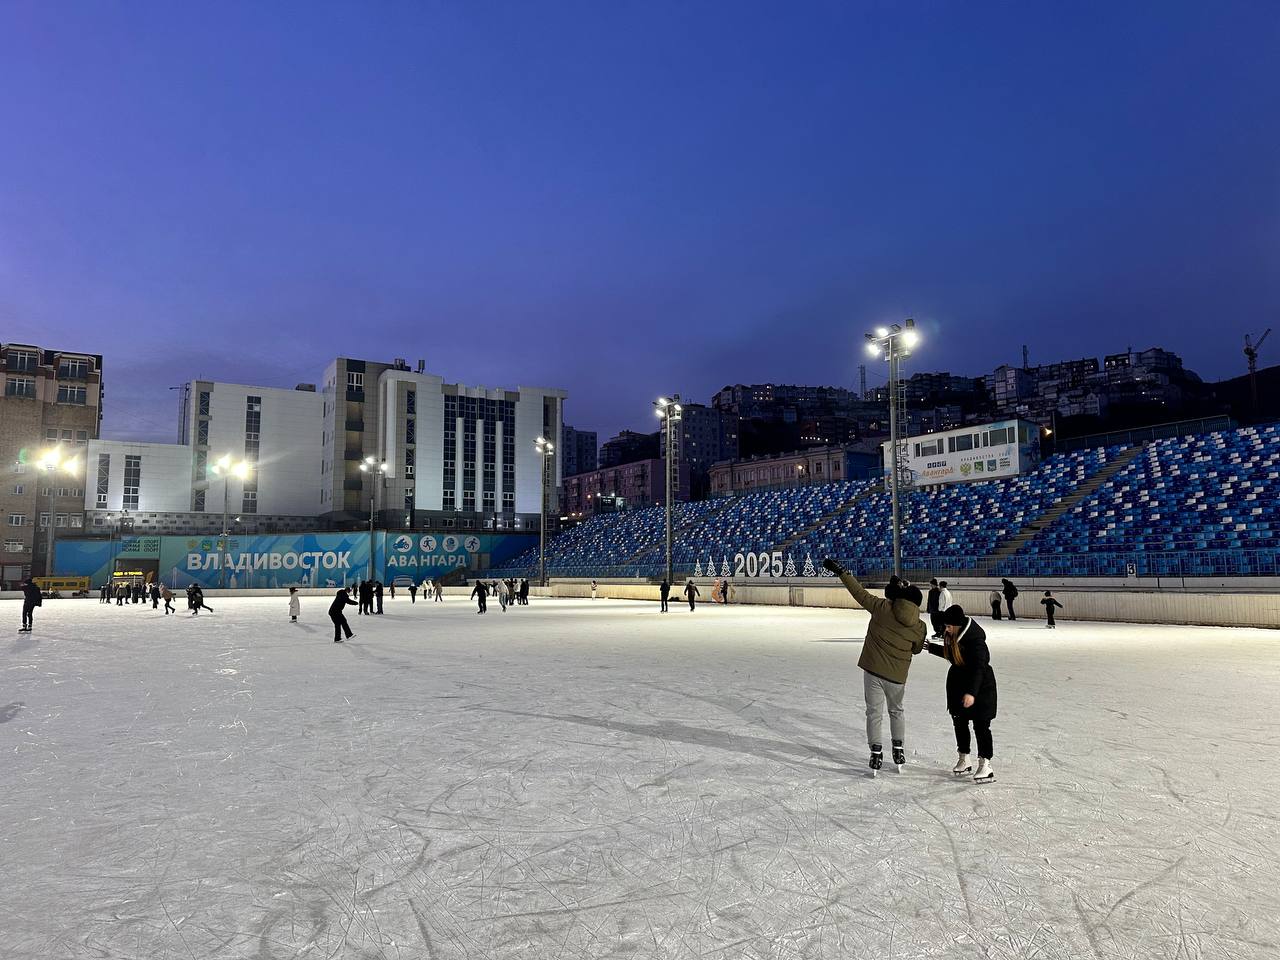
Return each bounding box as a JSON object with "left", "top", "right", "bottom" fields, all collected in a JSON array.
[
  {"left": 198, "top": 390, "right": 210, "bottom": 417},
  {"left": 7, "top": 350, "right": 37, "bottom": 372},
  {"left": 55, "top": 514, "right": 67, "bottom": 528},
  {"left": 45, "top": 429, "right": 58, "bottom": 442},
  {"left": 76, "top": 430, "right": 88, "bottom": 443},
  {"left": 347, "top": 371, "right": 363, "bottom": 391},
  {"left": 243, "top": 396, "right": 261, "bottom": 513},
  {"left": 193, "top": 490, "right": 205, "bottom": 512},
  {"left": 38, "top": 513, "right": 49, "bottom": 528},
  {"left": 11, "top": 485, "right": 22, "bottom": 495},
  {"left": 7, "top": 514, "right": 25, "bottom": 526},
  {"left": 5, "top": 377, "right": 35, "bottom": 398},
  {"left": 61, "top": 429, "right": 73, "bottom": 441},
  {"left": 123, "top": 455, "right": 141, "bottom": 510},
  {"left": 57, "top": 358, "right": 89, "bottom": 379},
  {"left": 70, "top": 514, "right": 83, "bottom": 528},
  {"left": 3, "top": 539, "right": 23, "bottom": 552},
  {"left": 242, "top": 490, "right": 258, "bottom": 514},
  {"left": 96, "top": 453, "right": 110, "bottom": 507},
  {"left": 56, "top": 384, "right": 87, "bottom": 404},
  {"left": 405, "top": 417, "right": 416, "bottom": 445},
  {"left": 406, "top": 390, "right": 416, "bottom": 415},
  {"left": 197, "top": 420, "right": 209, "bottom": 445},
  {"left": 404, "top": 450, "right": 414, "bottom": 478}
]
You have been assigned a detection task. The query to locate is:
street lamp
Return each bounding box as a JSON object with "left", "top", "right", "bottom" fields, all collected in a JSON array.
[
  {"left": 210, "top": 454, "right": 252, "bottom": 589},
  {"left": 534, "top": 436, "right": 554, "bottom": 586},
  {"left": 865, "top": 318, "right": 920, "bottom": 578},
  {"left": 35, "top": 449, "right": 81, "bottom": 578},
  {"left": 654, "top": 395, "right": 683, "bottom": 584},
  {"left": 359, "top": 456, "right": 389, "bottom": 580}
]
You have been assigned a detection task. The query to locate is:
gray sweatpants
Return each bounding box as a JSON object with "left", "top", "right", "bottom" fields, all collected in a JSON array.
[{"left": 863, "top": 671, "right": 906, "bottom": 748}]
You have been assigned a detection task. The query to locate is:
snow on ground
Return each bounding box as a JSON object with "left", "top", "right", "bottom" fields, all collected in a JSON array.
[{"left": 2, "top": 595, "right": 1278, "bottom": 960}]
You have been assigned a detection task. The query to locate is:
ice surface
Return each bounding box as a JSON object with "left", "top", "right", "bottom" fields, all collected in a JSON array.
[{"left": 2, "top": 595, "right": 1279, "bottom": 959}]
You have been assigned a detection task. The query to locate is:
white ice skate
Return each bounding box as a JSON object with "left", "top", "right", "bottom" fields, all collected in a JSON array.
[
  {"left": 972, "top": 758, "right": 995, "bottom": 784},
  {"left": 952, "top": 753, "right": 972, "bottom": 777}
]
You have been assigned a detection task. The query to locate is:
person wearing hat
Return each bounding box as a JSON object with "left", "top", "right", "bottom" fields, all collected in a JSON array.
[
  {"left": 822, "top": 560, "right": 927, "bottom": 774},
  {"left": 926, "top": 604, "right": 998, "bottom": 783}
]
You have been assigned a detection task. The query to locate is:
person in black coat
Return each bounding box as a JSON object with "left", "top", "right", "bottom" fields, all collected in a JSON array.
[
  {"left": 19, "top": 578, "right": 42, "bottom": 632},
  {"left": 926, "top": 604, "right": 998, "bottom": 783},
  {"left": 357, "top": 580, "right": 372, "bottom": 615},
  {"left": 471, "top": 580, "right": 488, "bottom": 614},
  {"left": 926, "top": 578, "right": 943, "bottom": 638},
  {"left": 374, "top": 581, "right": 384, "bottom": 615},
  {"left": 519, "top": 579, "right": 529, "bottom": 605},
  {"left": 659, "top": 579, "right": 670, "bottom": 613},
  {"left": 1000, "top": 578, "right": 1018, "bottom": 620},
  {"left": 190, "top": 584, "right": 213, "bottom": 615},
  {"left": 328, "top": 589, "right": 355, "bottom": 642},
  {"left": 1041, "top": 591, "right": 1063, "bottom": 628},
  {"left": 150, "top": 582, "right": 161, "bottom": 609}
]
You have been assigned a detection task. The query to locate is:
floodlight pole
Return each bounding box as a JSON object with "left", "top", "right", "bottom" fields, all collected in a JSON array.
[
  {"left": 655, "top": 395, "right": 682, "bottom": 584},
  {"left": 887, "top": 343, "right": 902, "bottom": 579}
]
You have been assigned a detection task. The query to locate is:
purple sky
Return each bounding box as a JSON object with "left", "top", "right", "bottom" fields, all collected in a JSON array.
[{"left": 2, "top": 2, "right": 1277, "bottom": 443}]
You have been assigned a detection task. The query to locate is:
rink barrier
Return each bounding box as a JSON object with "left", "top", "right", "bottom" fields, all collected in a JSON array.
[{"left": 529, "top": 578, "right": 1280, "bottom": 629}]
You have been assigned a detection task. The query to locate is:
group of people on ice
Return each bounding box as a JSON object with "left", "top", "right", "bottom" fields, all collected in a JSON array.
[
  {"left": 470, "top": 578, "right": 531, "bottom": 613},
  {"left": 824, "top": 558, "right": 999, "bottom": 784}
]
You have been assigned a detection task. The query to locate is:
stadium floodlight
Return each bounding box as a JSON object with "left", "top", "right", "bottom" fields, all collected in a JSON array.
[
  {"left": 864, "top": 318, "right": 922, "bottom": 577},
  {"left": 534, "top": 437, "right": 555, "bottom": 586},
  {"left": 653, "top": 394, "right": 684, "bottom": 585},
  {"left": 208, "top": 455, "right": 252, "bottom": 589},
  {"left": 34, "top": 448, "right": 81, "bottom": 578}
]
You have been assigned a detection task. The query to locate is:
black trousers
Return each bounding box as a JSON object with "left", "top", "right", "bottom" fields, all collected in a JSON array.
[
  {"left": 21, "top": 603, "right": 35, "bottom": 630},
  {"left": 331, "top": 612, "right": 352, "bottom": 641},
  {"left": 953, "top": 714, "right": 993, "bottom": 759},
  {"left": 660, "top": 596, "right": 668, "bottom": 611},
  {"left": 476, "top": 597, "right": 487, "bottom": 612},
  {"left": 990, "top": 602, "right": 1002, "bottom": 620},
  {"left": 164, "top": 599, "right": 174, "bottom": 614},
  {"left": 1005, "top": 598, "right": 1016, "bottom": 620},
  {"left": 929, "top": 612, "right": 944, "bottom": 636},
  {"left": 687, "top": 597, "right": 696, "bottom": 611},
  {"left": 1046, "top": 612, "right": 1056, "bottom": 626}
]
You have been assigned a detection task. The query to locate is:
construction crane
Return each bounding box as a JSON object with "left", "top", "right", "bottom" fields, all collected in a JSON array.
[{"left": 1245, "top": 328, "right": 1271, "bottom": 413}]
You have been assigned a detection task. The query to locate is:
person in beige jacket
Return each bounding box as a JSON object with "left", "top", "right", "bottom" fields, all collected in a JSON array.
[{"left": 823, "top": 559, "right": 927, "bottom": 773}]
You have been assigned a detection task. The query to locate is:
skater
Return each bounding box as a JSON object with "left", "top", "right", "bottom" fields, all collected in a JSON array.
[
  {"left": 711, "top": 578, "right": 722, "bottom": 604},
  {"left": 519, "top": 579, "right": 529, "bottom": 605},
  {"left": 1041, "top": 590, "right": 1063, "bottom": 628},
  {"left": 389, "top": 582, "right": 396, "bottom": 601},
  {"left": 434, "top": 579, "right": 444, "bottom": 602},
  {"left": 289, "top": 586, "right": 300, "bottom": 622},
  {"left": 1001, "top": 578, "right": 1019, "bottom": 620},
  {"left": 19, "top": 577, "right": 42, "bottom": 632},
  {"left": 409, "top": 582, "right": 417, "bottom": 604},
  {"left": 938, "top": 580, "right": 953, "bottom": 615},
  {"left": 824, "top": 560, "right": 926, "bottom": 775},
  {"left": 591, "top": 579, "right": 597, "bottom": 600},
  {"left": 988, "top": 588, "right": 1003, "bottom": 620},
  {"left": 926, "top": 604, "right": 997, "bottom": 783},
  {"left": 161, "top": 584, "right": 175, "bottom": 615},
  {"left": 659, "top": 578, "right": 670, "bottom": 612},
  {"left": 497, "top": 578, "right": 509, "bottom": 611},
  {"left": 722, "top": 575, "right": 732, "bottom": 606},
  {"left": 684, "top": 578, "right": 700, "bottom": 611},
  {"left": 150, "top": 581, "right": 160, "bottom": 609},
  {"left": 471, "top": 579, "right": 489, "bottom": 614},
  {"left": 190, "top": 584, "right": 212, "bottom": 615},
  {"left": 357, "top": 580, "right": 372, "bottom": 615},
  {"left": 99, "top": 582, "right": 108, "bottom": 603},
  {"left": 375, "top": 580, "right": 384, "bottom": 615},
  {"left": 328, "top": 588, "right": 355, "bottom": 642},
  {"left": 926, "top": 579, "right": 943, "bottom": 638},
  {"left": 115, "top": 581, "right": 126, "bottom": 605}
]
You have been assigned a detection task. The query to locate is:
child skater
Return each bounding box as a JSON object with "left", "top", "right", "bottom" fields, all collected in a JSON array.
[
  {"left": 1041, "top": 590, "right": 1063, "bottom": 628},
  {"left": 926, "top": 604, "right": 998, "bottom": 784},
  {"left": 289, "top": 586, "right": 300, "bottom": 623}
]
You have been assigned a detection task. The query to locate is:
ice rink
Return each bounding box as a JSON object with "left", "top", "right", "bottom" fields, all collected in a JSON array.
[{"left": 3, "top": 594, "right": 1278, "bottom": 959}]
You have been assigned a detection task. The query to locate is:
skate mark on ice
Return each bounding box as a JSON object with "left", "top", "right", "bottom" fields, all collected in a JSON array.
[
  {"left": 914, "top": 799, "right": 975, "bottom": 928},
  {"left": 1070, "top": 891, "right": 1107, "bottom": 960},
  {"left": 470, "top": 707, "right": 856, "bottom": 772},
  {"left": 0, "top": 701, "right": 24, "bottom": 723},
  {"left": 1100, "top": 852, "right": 1187, "bottom": 933}
]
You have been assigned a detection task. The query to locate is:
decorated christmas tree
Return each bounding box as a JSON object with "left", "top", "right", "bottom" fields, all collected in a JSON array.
[
  {"left": 802, "top": 554, "right": 817, "bottom": 578},
  {"left": 783, "top": 554, "right": 798, "bottom": 577},
  {"left": 720, "top": 556, "right": 731, "bottom": 577},
  {"left": 694, "top": 558, "right": 703, "bottom": 577}
]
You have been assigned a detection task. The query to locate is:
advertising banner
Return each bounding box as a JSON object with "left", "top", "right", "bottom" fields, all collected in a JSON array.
[{"left": 56, "top": 530, "right": 536, "bottom": 588}]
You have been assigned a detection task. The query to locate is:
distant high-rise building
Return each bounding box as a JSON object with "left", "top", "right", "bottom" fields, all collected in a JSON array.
[
  {"left": 0, "top": 342, "right": 103, "bottom": 586},
  {"left": 560, "top": 425, "right": 598, "bottom": 477},
  {"left": 600, "top": 430, "right": 659, "bottom": 468}
]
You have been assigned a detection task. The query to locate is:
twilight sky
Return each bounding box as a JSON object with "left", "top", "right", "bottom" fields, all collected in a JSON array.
[{"left": 2, "top": 2, "right": 1277, "bottom": 443}]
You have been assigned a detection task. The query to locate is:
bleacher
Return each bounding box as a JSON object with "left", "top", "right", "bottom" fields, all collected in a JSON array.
[{"left": 486, "top": 424, "right": 1280, "bottom": 580}]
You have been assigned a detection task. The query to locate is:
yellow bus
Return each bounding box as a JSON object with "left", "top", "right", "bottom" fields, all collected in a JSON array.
[{"left": 33, "top": 576, "right": 91, "bottom": 597}]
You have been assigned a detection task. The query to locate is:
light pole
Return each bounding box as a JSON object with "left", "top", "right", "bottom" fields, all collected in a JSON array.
[
  {"left": 654, "top": 396, "right": 682, "bottom": 584},
  {"left": 865, "top": 319, "right": 920, "bottom": 578},
  {"left": 534, "top": 436, "right": 554, "bottom": 586},
  {"left": 210, "top": 454, "right": 252, "bottom": 589},
  {"left": 35, "top": 449, "right": 81, "bottom": 578},
  {"left": 359, "top": 456, "right": 388, "bottom": 580}
]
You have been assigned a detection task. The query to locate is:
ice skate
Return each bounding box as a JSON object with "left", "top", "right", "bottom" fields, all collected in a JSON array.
[
  {"left": 892, "top": 742, "right": 906, "bottom": 771},
  {"left": 952, "top": 753, "right": 972, "bottom": 776},
  {"left": 868, "top": 746, "right": 883, "bottom": 777},
  {"left": 973, "top": 758, "right": 995, "bottom": 784}
]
